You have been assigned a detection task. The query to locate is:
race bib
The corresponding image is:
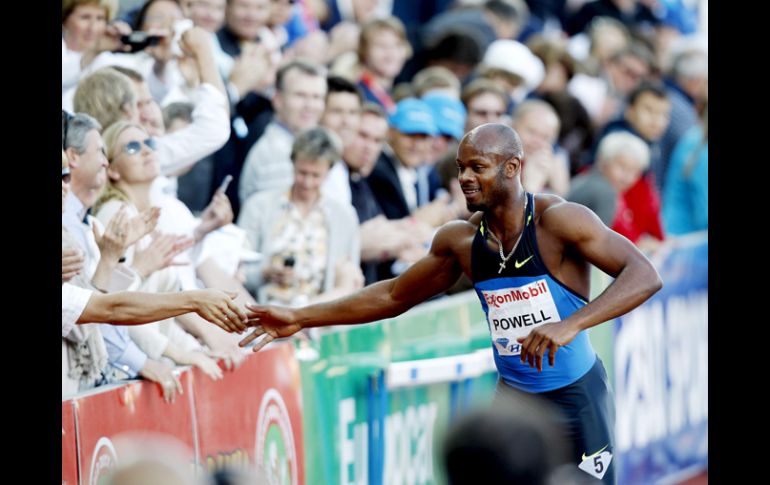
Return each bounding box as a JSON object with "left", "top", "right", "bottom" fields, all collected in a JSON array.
[{"left": 482, "top": 279, "right": 561, "bottom": 356}]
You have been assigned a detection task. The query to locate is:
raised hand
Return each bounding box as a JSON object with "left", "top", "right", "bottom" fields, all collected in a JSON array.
[
  {"left": 96, "top": 205, "right": 161, "bottom": 260},
  {"left": 125, "top": 206, "right": 161, "bottom": 247},
  {"left": 132, "top": 232, "right": 194, "bottom": 279},
  {"left": 195, "top": 192, "right": 233, "bottom": 241}
]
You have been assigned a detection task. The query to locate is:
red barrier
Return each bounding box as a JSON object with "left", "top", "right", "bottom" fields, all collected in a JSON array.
[
  {"left": 73, "top": 372, "right": 197, "bottom": 485},
  {"left": 62, "top": 401, "right": 78, "bottom": 485},
  {"left": 61, "top": 344, "right": 305, "bottom": 484},
  {"left": 192, "top": 344, "right": 305, "bottom": 484}
]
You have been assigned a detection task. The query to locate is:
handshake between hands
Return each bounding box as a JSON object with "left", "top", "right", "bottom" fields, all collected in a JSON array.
[{"left": 197, "top": 291, "right": 300, "bottom": 355}]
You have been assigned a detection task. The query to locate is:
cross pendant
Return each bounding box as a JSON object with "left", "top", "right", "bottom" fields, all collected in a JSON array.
[{"left": 498, "top": 261, "right": 506, "bottom": 274}]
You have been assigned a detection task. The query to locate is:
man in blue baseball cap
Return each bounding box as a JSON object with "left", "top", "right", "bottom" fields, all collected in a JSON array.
[
  {"left": 420, "top": 92, "right": 469, "bottom": 218},
  {"left": 422, "top": 91, "right": 468, "bottom": 172},
  {"left": 367, "top": 97, "right": 466, "bottom": 280},
  {"left": 369, "top": 98, "right": 438, "bottom": 221}
]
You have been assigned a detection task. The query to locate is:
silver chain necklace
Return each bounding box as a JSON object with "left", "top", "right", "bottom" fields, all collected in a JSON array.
[{"left": 486, "top": 194, "right": 528, "bottom": 274}]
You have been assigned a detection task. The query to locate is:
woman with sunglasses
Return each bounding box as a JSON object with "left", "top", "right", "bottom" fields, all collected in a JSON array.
[
  {"left": 95, "top": 121, "right": 239, "bottom": 380},
  {"left": 96, "top": 121, "right": 247, "bottom": 373},
  {"left": 62, "top": 146, "right": 246, "bottom": 401}
]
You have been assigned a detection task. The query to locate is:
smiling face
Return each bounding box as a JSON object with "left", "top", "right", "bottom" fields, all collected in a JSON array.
[
  {"left": 63, "top": 3, "right": 108, "bottom": 52},
  {"left": 456, "top": 140, "right": 515, "bottom": 213},
  {"left": 274, "top": 68, "right": 327, "bottom": 133}
]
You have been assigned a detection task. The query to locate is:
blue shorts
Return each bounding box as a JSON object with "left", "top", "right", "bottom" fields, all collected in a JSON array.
[{"left": 496, "top": 357, "right": 615, "bottom": 484}]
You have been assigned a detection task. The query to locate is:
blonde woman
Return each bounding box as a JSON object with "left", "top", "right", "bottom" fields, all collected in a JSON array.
[{"left": 96, "top": 121, "right": 239, "bottom": 379}]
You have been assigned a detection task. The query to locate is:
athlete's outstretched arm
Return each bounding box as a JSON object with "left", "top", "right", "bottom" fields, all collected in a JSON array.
[
  {"left": 240, "top": 223, "right": 465, "bottom": 352},
  {"left": 518, "top": 201, "right": 663, "bottom": 371}
]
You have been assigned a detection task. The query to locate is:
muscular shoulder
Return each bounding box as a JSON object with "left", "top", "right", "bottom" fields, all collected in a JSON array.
[
  {"left": 535, "top": 193, "right": 605, "bottom": 242},
  {"left": 431, "top": 213, "right": 481, "bottom": 254}
]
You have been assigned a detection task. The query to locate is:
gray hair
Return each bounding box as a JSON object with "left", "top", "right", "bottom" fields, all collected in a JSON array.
[
  {"left": 672, "top": 49, "right": 708, "bottom": 80},
  {"left": 596, "top": 131, "right": 650, "bottom": 170},
  {"left": 64, "top": 112, "right": 102, "bottom": 154},
  {"left": 291, "top": 127, "right": 342, "bottom": 166}
]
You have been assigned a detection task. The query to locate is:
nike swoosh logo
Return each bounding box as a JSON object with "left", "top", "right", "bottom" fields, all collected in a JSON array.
[
  {"left": 514, "top": 255, "right": 533, "bottom": 269},
  {"left": 581, "top": 444, "right": 609, "bottom": 461}
]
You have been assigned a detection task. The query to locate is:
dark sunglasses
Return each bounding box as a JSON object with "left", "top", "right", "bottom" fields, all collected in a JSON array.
[
  {"left": 122, "top": 138, "right": 157, "bottom": 155},
  {"left": 62, "top": 167, "right": 71, "bottom": 184}
]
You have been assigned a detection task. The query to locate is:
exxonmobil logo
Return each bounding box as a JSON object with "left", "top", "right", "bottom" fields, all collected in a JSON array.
[{"left": 484, "top": 280, "right": 549, "bottom": 308}]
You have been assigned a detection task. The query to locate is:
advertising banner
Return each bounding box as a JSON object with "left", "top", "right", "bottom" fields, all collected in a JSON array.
[
  {"left": 62, "top": 400, "right": 78, "bottom": 485},
  {"left": 193, "top": 343, "right": 305, "bottom": 485},
  {"left": 300, "top": 292, "right": 498, "bottom": 485},
  {"left": 74, "top": 372, "right": 197, "bottom": 485},
  {"left": 614, "top": 233, "right": 708, "bottom": 484}
]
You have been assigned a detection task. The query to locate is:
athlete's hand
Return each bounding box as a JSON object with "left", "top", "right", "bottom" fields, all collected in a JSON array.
[
  {"left": 517, "top": 321, "right": 581, "bottom": 372},
  {"left": 238, "top": 304, "right": 302, "bottom": 352}
]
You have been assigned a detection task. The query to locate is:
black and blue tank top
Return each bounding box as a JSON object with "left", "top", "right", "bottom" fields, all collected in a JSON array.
[{"left": 472, "top": 192, "right": 597, "bottom": 392}]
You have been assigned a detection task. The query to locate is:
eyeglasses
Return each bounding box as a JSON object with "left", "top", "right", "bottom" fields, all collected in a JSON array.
[
  {"left": 122, "top": 138, "right": 157, "bottom": 155},
  {"left": 62, "top": 110, "right": 73, "bottom": 150},
  {"left": 62, "top": 167, "right": 71, "bottom": 184}
]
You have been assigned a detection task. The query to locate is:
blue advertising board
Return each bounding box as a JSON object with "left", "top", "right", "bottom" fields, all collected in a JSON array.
[{"left": 614, "top": 233, "right": 708, "bottom": 484}]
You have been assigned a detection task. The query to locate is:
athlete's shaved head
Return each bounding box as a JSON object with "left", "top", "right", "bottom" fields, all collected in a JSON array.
[
  {"left": 456, "top": 123, "right": 526, "bottom": 212},
  {"left": 462, "top": 123, "right": 524, "bottom": 164}
]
